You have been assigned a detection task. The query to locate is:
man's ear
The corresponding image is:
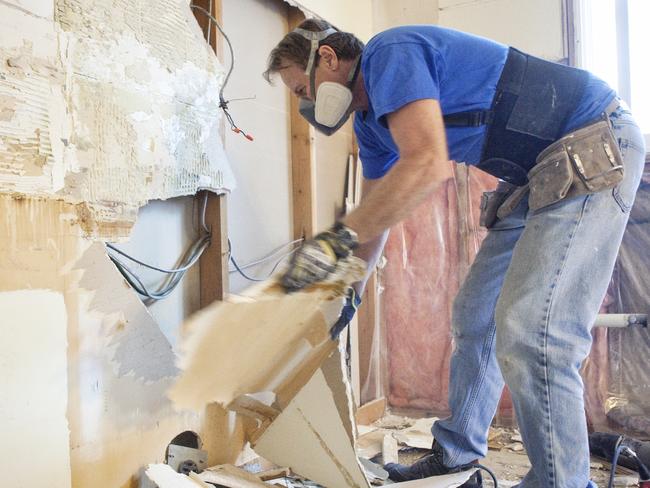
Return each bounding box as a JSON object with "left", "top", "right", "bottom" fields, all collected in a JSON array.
[{"left": 317, "top": 45, "right": 339, "bottom": 71}]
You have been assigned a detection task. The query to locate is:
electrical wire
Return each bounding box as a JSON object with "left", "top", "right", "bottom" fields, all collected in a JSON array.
[
  {"left": 189, "top": 3, "right": 253, "bottom": 141},
  {"left": 230, "top": 238, "right": 303, "bottom": 271},
  {"left": 608, "top": 436, "right": 625, "bottom": 488},
  {"left": 106, "top": 193, "right": 212, "bottom": 301},
  {"left": 468, "top": 463, "right": 499, "bottom": 487},
  {"left": 228, "top": 238, "right": 299, "bottom": 282},
  {"left": 108, "top": 234, "right": 211, "bottom": 301}
]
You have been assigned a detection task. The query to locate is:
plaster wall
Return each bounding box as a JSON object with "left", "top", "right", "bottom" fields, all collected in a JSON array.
[
  {"left": 438, "top": 0, "right": 566, "bottom": 60},
  {"left": 0, "top": 289, "right": 71, "bottom": 488},
  {"left": 0, "top": 1, "right": 246, "bottom": 486},
  {"left": 222, "top": 0, "right": 293, "bottom": 293},
  {"left": 288, "top": 0, "right": 373, "bottom": 41},
  {"left": 372, "top": 0, "right": 438, "bottom": 33}
]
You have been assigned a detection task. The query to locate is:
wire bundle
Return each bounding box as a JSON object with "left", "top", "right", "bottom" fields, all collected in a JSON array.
[{"left": 106, "top": 194, "right": 302, "bottom": 300}]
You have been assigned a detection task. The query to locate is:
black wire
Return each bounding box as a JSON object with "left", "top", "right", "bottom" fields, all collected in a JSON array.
[
  {"left": 608, "top": 436, "right": 625, "bottom": 488},
  {"left": 188, "top": 3, "right": 234, "bottom": 104},
  {"left": 189, "top": 3, "right": 253, "bottom": 141},
  {"left": 468, "top": 463, "right": 499, "bottom": 487}
]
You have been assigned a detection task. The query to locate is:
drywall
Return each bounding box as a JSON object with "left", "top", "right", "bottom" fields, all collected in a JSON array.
[
  {"left": 0, "top": 194, "right": 247, "bottom": 487},
  {"left": 222, "top": 0, "right": 293, "bottom": 293},
  {"left": 286, "top": 0, "right": 373, "bottom": 41},
  {"left": 0, "top": 0, "right": 234, "bottom": 237},
  {"left": 0, "top": 290, "right": 72, "bottom": 488},
  {"left": 372, "top": 0, "right": 438, "bottom": 33},
  {"left": 438, "top": 0, "right": 566, "bottom": 60}
]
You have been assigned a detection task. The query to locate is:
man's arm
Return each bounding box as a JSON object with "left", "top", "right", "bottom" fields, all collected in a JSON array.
[
  {"left": 342, "top": 99, "right": 453, "bottom": 244},
  {"left": 351, "top": 176, "right": 388, "bottom": 296}
]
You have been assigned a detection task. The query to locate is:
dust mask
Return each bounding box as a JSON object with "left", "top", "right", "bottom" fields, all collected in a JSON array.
[{"left": 292, "top": 27, "right": 361, "bottom": 135}]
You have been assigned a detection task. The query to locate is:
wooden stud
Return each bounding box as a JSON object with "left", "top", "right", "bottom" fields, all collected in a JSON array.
[
  {"left": 199, "top": 190, "right": 229, "bottom": 305},
  {"left": 192, "top": 0, "right": 229, "bottom": 306},
  {"left": 288, "top": 7, "right": 317, "bottom": 240},
  {"left": 354, "top": 397, "right": 386, "bottom": 426}
]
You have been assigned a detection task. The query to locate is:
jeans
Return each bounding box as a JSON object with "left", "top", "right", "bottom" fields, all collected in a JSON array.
[{"left": 432, "top": 103, "right": 646, "bottom": 488}]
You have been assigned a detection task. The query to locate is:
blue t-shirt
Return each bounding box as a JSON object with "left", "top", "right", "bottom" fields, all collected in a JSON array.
[{"left": 355, "top": 25, "right": 616, "bottom": 179}]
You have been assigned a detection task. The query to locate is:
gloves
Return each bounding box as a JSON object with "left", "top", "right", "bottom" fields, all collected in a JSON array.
[
  {"left": 330, "top": 288, "right": 362, "bottom": 339},
  {"left": 281, "top": 222, "right": 358, "bottom": 292}
]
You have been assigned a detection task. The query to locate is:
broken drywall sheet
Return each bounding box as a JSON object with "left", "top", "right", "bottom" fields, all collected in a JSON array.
[
  {"left": 145, "top": 464, "right": 207, "bottom": 488},
  {"left": 168, "top": 258, "right": 365, "bottom": 412},
  {"left": 74, "top": 242, "right": 179, "bottom": 383},
  {"left": 168, "top": 288, "right": 331, "bottom": 410},
  {"left": 0, "top": 0, "right": 234, "bottom": 237},
  {"left": 196, "top": 464, "right": 269, "bottom": 487},
  {"left": 254, "top": 369, "right": 370, "bottom": 488},
  {"left": 0, "top": 290, "right": 72, "bottom": 488}
]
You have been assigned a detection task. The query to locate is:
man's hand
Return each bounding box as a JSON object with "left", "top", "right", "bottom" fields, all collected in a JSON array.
[
  {"left": 281, "top": 222, "right": 358, "bottom": 292},
  {"left": 330, "top": 288, "right": 362, "bottom": 339}
]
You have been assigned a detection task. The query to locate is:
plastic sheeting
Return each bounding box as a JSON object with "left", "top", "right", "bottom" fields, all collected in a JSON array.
[
  {"left": 382, "top": 162, "right": 650, "bottom": 433},
  {"left": 601, "top": 163, "right": 650, "bottom": 435}
]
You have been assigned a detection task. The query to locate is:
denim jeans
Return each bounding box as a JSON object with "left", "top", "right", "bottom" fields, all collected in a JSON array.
[{"left": 432, "top": 103, "right": 646, "bottom": 488}]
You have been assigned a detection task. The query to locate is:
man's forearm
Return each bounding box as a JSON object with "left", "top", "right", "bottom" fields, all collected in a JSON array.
[
  {"left": 352, "top": 229, "right": 389, "bottom": 296},
  {"left": 343, "top": 156, "right": 453, "bottom": 244}
]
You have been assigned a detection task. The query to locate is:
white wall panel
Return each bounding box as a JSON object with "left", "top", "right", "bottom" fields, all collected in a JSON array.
[{"left": 438, "top": 0, "right": 565, "bottom": 60}]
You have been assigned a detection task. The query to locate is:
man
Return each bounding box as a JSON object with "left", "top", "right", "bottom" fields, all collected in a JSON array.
[{"left": 264, "top": 19, "right": 646, "bottom": 488}]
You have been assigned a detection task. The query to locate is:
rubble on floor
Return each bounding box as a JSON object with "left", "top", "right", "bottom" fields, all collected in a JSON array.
[{"left": 355, "top": 414, "right": 643, "bottom": 487}]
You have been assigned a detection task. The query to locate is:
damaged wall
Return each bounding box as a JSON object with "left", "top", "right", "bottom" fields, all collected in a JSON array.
[
  {"left": 0, "top": 1, "right": 246, "bottom": 487},
  {"left": 0, "top": 0, "right": 234, "bottom": 237}
]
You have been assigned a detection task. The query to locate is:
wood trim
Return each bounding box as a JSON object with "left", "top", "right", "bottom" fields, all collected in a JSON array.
[
  {"left": 193, "top": 0, "right": 229, "bottom": 306},
  {"left": 288, "top": 7, "right": 317, "bottom": 240},
  {"left": 354, "top": 397, "right": 386, "bottom": 426}
]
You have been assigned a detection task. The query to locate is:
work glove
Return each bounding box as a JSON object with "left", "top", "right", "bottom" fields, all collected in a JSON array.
[
  {"left": 281, "top": 222, "right": 358, "bottom": 292},
  {"left": 330, "top": 288, "right": 362, "bottom": 339}
]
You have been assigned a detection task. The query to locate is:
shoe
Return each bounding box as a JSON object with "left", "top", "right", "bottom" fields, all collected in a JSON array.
[{"left": 384, "top": 442, "right": 481, "bottom": 486}]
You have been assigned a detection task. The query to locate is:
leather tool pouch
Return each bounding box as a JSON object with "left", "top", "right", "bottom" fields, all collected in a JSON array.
[
  {"left": 480, "top": 182, "right": 515, "bottom": 229},
  {"left": 527, "top": 119, "right": 624, "bottom": 212}
]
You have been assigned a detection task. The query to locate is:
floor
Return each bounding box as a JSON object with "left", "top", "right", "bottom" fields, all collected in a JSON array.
[{"left": 358, "top": 414, "right": 640, "bottom": 487}]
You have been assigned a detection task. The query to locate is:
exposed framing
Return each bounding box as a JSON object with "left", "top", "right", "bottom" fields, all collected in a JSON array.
[
  {"left": 287, "top": 6, "right": 317, "bottom": 240},
  {"left": 192, "top": 0, "right": 230, "bottom": 305}
]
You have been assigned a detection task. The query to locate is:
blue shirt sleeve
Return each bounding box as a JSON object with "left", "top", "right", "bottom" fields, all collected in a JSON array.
[
  {"left": 354, "top": 114, "right": 398, "bottom": 179},
  {"left": 363, "top": 42, "right": 442, "bottom": 127}
]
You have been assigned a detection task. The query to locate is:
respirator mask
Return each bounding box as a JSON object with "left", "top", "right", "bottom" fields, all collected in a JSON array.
[{"left": 293, "top": 27, "right": 362, "bottom": 136}]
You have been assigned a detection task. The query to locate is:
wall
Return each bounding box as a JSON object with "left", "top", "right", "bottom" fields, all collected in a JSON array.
[
  {"left": 222, "top": 0, "right": 293, "bottom": 293},
  {"left": 289, "top": 0, "right": 374, "bottom": 41},
  {"left": 0, "top": 0, "right": 245, "bottom": 486},
  {"left": 438, "top": 0, "right": 565, "bottom": 60},
  {"left": 373, "top": 0, "right": 438, "bottom": 33}
]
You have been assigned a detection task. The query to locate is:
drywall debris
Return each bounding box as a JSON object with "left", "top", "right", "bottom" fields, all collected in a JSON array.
[
  {"left": 145, "top": 464, "right": 207, "bottom": 488},
  {"left": 392, "top": 418, "right": 437, "bottom": 450},
  {"left": 254, "top": 369, "right": 370, "bottom": 488},
  {"left": 197, "top": 464, "right": 269, "bottom": 487},
  {"left": 168, "top": 257, "right": 365, "bottom": 412},
  {"left": 382, "top": 434, "right": 399, "bottom": 465}
]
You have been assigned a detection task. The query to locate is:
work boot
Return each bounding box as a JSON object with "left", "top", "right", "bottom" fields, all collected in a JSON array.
[{"left": 384, "top": 441, "right": 481, "bottom": 486}]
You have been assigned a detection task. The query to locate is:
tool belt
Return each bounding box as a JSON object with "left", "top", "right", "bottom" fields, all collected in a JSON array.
[{"left": 479, "top": 110, "right": 624, "bottom": 228}]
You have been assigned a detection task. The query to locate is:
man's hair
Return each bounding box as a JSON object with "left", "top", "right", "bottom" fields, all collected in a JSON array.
[{"left": 263, "top": 18, "right": 364, "bottom": 83}]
